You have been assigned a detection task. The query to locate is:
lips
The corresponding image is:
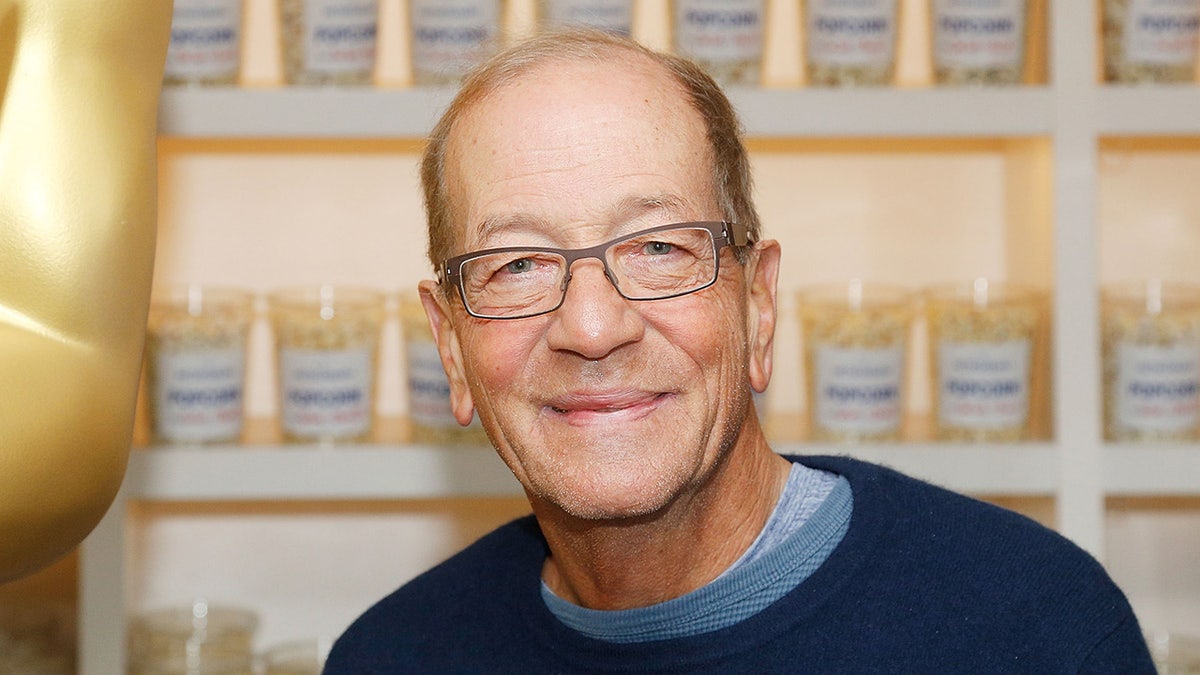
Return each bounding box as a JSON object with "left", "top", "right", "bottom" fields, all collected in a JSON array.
[{"left": 543, "top": 390, "right": 671, "bottom": 425}]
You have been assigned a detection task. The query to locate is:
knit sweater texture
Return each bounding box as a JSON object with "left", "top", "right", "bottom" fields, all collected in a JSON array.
[{"left": 325, "top": 455, "right": 1154, "bottom": 674}]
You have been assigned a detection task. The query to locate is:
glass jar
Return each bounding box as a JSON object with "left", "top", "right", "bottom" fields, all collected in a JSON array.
[
  {"left": 261, "top": 638, "right": 332, "bottom": 675},
  {"left": 536, "top": 0, "right": 634, "bottom": 35},
  {"left": 165, "top": 0, "right": 244, "bottom": 86},
  {"left": 798, "top": 282, "right": 913, "bottom": 442},
  {"left": 671, "top": 0, "right": 766, "bottom": 86},
  {"left": 409, "top": 0, "right": 504, "bottom": 86},
  {"left": 803, "top": 0, "right": 899, "bottom": 86},
  {"left": 127, "top": 602, "right": 257, "bottom": 675},
  {"left": 925, "top": 280, "right": 1042, "bottom": 442},
  {"left": 1101, "top": 281, "right": 1200, "bottom": 442},
  {"left": 145, "top": 286, "right": 254, "bottom": 446},
  {"left": 930, "top": 0, "right": 1028, "bottom": 86},
  {"left": 1102, "top": 0, "right": 1200, "bottom": 83},
  {"left": 278, "top": 0, "right": 379, "bottom": 86},
  {"left": 269, "top": 286, "right": 384, "bottom": 444},
  {"left": 400, "top": 294, "right": 489, "bottom": 446},
  {"left": 1146, "top": 631, "right": 1200, "bottom": 674}
]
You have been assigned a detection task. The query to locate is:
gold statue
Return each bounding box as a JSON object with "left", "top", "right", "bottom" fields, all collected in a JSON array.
[{"left": 0, "top": 0, "right": 171, "bottom": 581}]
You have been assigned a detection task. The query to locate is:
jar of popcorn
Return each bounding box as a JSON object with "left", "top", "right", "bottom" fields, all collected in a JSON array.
[
  {"left": 925, "top": 279, "right": 1044, "bottom": 442},
  {"left": 671, "top": 0, "right": 766, "bottom": 86},
  {"left": 1102, "top": 0, "right": 1200, "bottom": 83},
  {"left": 536, "top": 0, "right": 634, "bottom": 35},
  {"left": 128, "top": 602, "right": 257, "bottom": 675},
  {"left": 803, "top": 0, "right": 900, "bottom": 86},
  {"left": 400, "top": 294, "right": 489, "bottom": 446},
  {"left": 269, "top": 286, "right": 384, "bottom": 444},
  {"left": 145, "top": 286, "right": 254, "bottom": 446},
  {"left": 409, "top": 0, "right": 505, "bottom": 86},
  {"left": 798, "top": 282, "right": 913, "bottom": 442},
  {"left": 164, "top": 0, "right": 245, "bottom": 86},
  {"left": 278, "top": 0, "right": 379, "bottom": 86},
  {"left": 930, "top": 0, "right": 1028, "bottom": 86},
  {"left": 1102, "top": 281, "right": 1200, "bottom": 442}
]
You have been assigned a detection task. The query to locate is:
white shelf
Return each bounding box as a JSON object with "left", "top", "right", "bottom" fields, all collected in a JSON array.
[
  {"left": 1097, "top": 86, "right": 1200, "bottom": 136},
  {"left": 126, "top": 445, "right": 521, "bottom": 501},
  {"left": 1104, "top": 445, "right": 1200, "bottom": 495},
  {"left": 157, "top": 87, "right": 458, "bottom": 139},
  {"left": 731, "top": 87, "right": 1054, "bottom": 138},
  {"left": 157, "top": 86, "right": 1055, "bottom": 140},
  {"left": 124, "top": 442, "right": 1059, "bottom": 502},
  {"left": 786, "top": 444, "right": 1060, "bottom": 496}
]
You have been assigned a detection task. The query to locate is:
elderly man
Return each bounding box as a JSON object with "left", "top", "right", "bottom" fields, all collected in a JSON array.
[{"left": 326, "top": 31, "right": 1153, "bottom": 673}]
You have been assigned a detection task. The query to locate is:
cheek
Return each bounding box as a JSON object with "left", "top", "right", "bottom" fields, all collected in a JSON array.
[
  {"left": 461, "top": 322, "right": 544, "bottom": 388},
  {"left": 651, "top": 292, "right": 749, "bottom": 373}
]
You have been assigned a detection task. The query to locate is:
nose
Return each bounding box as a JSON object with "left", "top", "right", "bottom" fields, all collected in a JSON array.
[{"left": 545, "top": 259, "right": 644, "bottom": 360}]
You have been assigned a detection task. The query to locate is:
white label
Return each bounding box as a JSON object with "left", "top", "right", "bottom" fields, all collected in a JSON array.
[
  {"left": 154, "top": 349, "right": 245, "bottom": 443},
  {"left": 806, "top": 0, "right": 898, "bottom": 67},
  {"left": 673, "top": 0, "right": 765, "bottom": 62},
  {"left": 814, "top": 345, "right": 905, "bottom": 435},
  {"left": 1116, "top": 342, "right": 1200, "bottom": 434},
  {"left": 165, "top": 0, "right": 242, "bottom": 79},
  {"left": 932, "top": 0, "right": 1025, "bottom": 69},
  {"left": 280, "top": 348, "right": 374, "bottom": 439},
  {"left": 410, "top": 0, "right": 502, "bottom": 80},
  {"left": 303, "top": 0, "right": 378, "bottom": 74},
  {"left": 1122, "top": 0, "right": 1200, "bottom": 65},
  {"left": 937, "top": 340, "right": 1030, "bottom": 430},
  {"left": 543, "top": 0, "right": 633, "bottom": 34}
]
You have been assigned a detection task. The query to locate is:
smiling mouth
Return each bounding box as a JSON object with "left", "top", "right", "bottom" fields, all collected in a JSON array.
[{"left": 545, "top": 392, "right": 671, "bottom": 420}]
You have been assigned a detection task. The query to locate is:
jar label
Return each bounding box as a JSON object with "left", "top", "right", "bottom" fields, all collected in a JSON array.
[
  {"left": 154, "top": 349, "right": 245, "bottom": 443},
  {"left": 280, "top": 348, "right": 373, "bottom": 439},
  {"left": 406, "top": 340, "right": 459, "bottom": 428},
  {"left": 937, "top": 339, "right": 1030, "bottom": 430},
  {"left": 1116, "top": 342, "right": 1200, "bottom": 433},
  {"left": 806, "top": 0, "right": 898, "bottom": 67},
  {"left": 673, "top": 0, "right": 765, "bottom": 62},
  {"left": 932, "top": 0, "right": 1025, "bottom": 69},
  {"left": 410, "top": 0, "right": 502, "bottom": 80},
  {"left": 303, "top": 0, "right": 378, "bottom": 74},
  {"left": 165, "top": 0, "right": 242, "bottom": 79},
  {"left": 1122, "top": 0, "right": 1200, "bottom": 65},
  {"left": 543, "top": 0, "right": 633, "bottom": 34},
  {"left": 814, "top": 344, "right": 905, "bottom": 434}
]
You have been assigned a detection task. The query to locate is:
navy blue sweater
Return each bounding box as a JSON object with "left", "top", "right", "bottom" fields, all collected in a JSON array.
[{"left": 326, "top": 455, "right": 1154, "bottom": 673}]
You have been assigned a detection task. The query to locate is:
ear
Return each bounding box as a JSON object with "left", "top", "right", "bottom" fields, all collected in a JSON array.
[
  {"left": 419, "top": 280, "right": 476, "bottom": 427},
  {"left": 744, "top": 240, "right": 781, "bottom": 394}
]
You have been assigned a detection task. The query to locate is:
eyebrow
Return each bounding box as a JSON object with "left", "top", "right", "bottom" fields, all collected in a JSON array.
[{"left": 470, "top": 193, "right": 696, "bottom": 246}]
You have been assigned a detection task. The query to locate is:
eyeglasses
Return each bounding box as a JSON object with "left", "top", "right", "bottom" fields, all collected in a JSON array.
[{"left": 438, "top": 221, "right": 752, "bottom": 320}]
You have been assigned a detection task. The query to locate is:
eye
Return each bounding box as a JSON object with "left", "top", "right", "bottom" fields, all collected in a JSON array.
[{"left": 504, "top": 257, "right": 536, "bottom": 274}]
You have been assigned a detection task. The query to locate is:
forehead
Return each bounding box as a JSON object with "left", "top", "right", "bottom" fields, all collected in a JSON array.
[{"left": 442, "top": 53, "right": 715, "bottom": 246}]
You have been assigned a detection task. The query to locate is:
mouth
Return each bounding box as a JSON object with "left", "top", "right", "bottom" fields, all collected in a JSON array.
[{"left": 544, "top": 391, "right": 672, "bottom": 425}]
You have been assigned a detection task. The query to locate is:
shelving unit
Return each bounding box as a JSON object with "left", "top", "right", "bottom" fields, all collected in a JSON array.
[{"left": 76, "top": 0, "right": 1200, "bottom": 670}]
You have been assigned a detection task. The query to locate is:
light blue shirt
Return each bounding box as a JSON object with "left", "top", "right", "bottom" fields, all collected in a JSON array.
[{"left": 542, "top": 462, "right": 852, "bottom": 643}]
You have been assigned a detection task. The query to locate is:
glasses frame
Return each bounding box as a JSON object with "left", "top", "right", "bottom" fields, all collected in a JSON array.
[{"left": 438, "top": 221, "right": 752, "bottom": 320}]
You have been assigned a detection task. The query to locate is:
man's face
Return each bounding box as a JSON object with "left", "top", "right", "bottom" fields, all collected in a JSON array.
[{"left": 421, "top": 55, "right": 777, "bottom": 521}]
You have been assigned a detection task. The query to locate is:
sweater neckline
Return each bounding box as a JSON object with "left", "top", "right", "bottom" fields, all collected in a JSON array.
[{"left": 519, "top": 455, "right": 897, "bottom": 669}]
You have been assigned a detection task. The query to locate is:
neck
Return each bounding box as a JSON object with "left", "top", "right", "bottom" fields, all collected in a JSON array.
[{"left": 537, "top": 426, "right": 791, "bottom": 611}]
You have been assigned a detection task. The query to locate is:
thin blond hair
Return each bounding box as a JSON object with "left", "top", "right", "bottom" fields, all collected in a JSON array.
[{"left": 420, "top": 29, "right": 760, "bottom": 275}]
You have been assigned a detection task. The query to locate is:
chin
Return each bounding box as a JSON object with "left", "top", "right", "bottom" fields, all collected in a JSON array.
[{"left": 536, "top": 469, "right": 683, "bottom": 522}]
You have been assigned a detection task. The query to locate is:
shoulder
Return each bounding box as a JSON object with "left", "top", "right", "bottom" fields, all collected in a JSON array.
[
  {"left": 325, "top": 515, "right": 545, "bottom": 672},
  {"left": 788, "top": 454, "right": 1145, "bottom": 666}
]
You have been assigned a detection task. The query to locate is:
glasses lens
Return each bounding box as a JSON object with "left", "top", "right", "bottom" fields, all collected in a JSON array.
[
  {"left": 607, "top": 226, "right": 718, "bottom": 300},
  {"left": 459, "top": 250, "right": 566, "bottom": 318}
]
